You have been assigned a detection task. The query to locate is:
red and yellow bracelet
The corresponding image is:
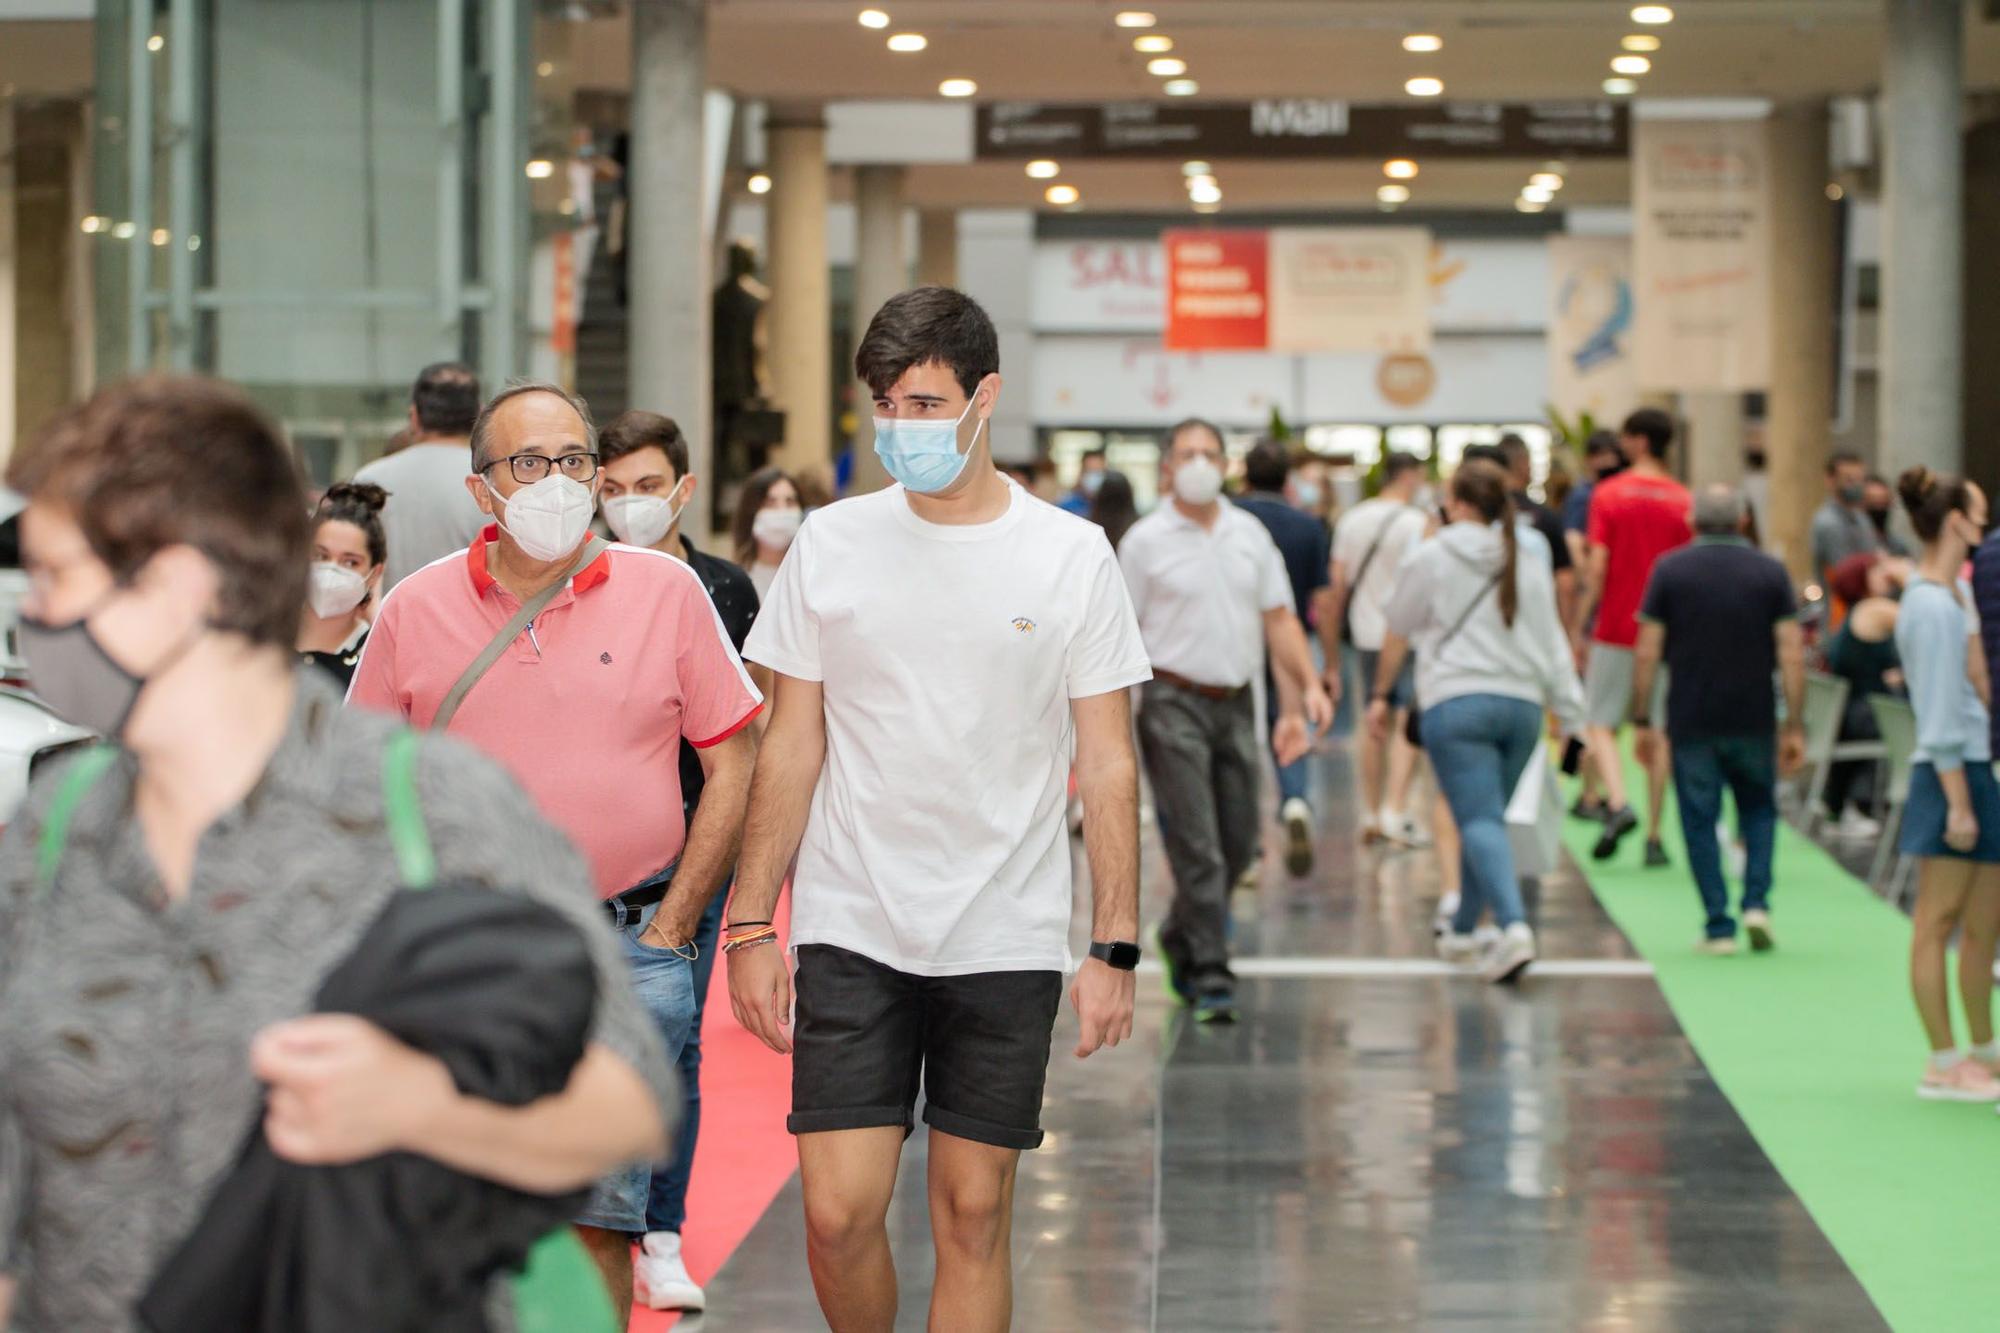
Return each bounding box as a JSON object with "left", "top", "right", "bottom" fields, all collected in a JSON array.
[{"left": 723, "top": 924, "right": 779, "bottom": 955}]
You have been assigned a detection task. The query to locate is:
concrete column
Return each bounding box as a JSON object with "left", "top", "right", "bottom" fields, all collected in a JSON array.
[
  {"left": 1765, "top": 102, "right": 1837, "bottom": 580},
  {"left": 1880, "top": 0, "right": 1963, "bottom": 475},
  {"left": 1, "top": 103, "right": 16, "bottom": 466},
  {"left": 765, "top": 107, "right": 832, "bottom": 476},
  {"left": 849, "top": 165, "right": 907, "bottom": 493},
  {"left": 628, "top": 0, "right": 713, "bottom": 541},
  {"left": 956, "top": 209, "right": 1036, "bottom": 464},
  {"left": 1680, "top": 392, "right": 1742, "bottom": 493},
  {"left": 917, "top": 208, "right": 958, "bottom": 289}
]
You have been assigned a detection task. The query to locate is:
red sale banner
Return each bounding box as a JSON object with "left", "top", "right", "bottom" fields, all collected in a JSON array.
[{"left": 1163, "top": 229, "right": 1269, "bottom": 350}]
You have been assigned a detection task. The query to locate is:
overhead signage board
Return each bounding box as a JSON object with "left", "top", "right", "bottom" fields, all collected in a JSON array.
[
  {"left": 1165, "top": 227, "right": 1432, "bottom": 354},
  {"left": 977, "top": 101, "right": 1627, "bottom": 160}
]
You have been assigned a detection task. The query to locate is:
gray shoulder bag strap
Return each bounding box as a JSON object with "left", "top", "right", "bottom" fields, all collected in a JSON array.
[{"left": 432, "top": 536, "right": 607, "bottom": 732}]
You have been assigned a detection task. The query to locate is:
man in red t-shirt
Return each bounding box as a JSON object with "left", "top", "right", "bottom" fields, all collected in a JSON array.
[{"left": 1574, "top": 408, "right": 1691, "bottom": 865}]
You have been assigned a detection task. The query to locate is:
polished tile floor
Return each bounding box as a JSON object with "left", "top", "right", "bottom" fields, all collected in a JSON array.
[{"left": 691, "top": 745, "right": 1887, "bottom": 1332}]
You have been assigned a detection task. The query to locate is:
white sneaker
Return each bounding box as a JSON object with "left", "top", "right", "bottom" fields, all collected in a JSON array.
[
  {"left": 1472, "top": 922, "right": 1502, "bottom": 948},
  {"left": 635, "top": 1231, "right": 706, "bottom": 1312},
  {"left": 1281, "top": 797, "right": 1315, "bottom": 877},
  {"left": 1381, "top": 811, "right": 1432, "bottom": 849},
  {"left": 1483, "top": 923, "right": 1536, "bottom": 983},
  {"left": 1432, "top": 892, "right": 1461, "bottom": 936},
  {"left": 1837, "top": 807, "right": 1883, "bottom": 840},
  {"left": 1743, "top": 909, "right": 1774, "bottom": 952},
  {"left": 1695, "top": 936, "right": 1739, "bottom": 956},
  {"left": 1437, "top": 932, "right": 1482, "bottom": 965}
]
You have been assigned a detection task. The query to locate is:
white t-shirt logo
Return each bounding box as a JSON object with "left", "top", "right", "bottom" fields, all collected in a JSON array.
[{"left": 1012, "top": 617, "right": 1037, "bottom": 635}]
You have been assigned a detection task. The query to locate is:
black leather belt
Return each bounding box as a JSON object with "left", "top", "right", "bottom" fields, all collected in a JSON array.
[
  {"left": 1153, "top": 668, "right": 1249, "bottom": 702},
  {"left": 603, "top": 862, "right": 676, "bottom": 927}
]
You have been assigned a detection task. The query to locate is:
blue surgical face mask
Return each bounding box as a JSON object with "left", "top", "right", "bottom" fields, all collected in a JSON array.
[
  {"left": 1293, "top": 482, "right": 1323, "bottom": 511},
  {"left": 874, "top": 392, "right": 984, "bottom": 494}
]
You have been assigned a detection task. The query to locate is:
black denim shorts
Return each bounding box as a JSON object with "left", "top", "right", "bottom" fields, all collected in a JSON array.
[{"left": 788, "top": 945, "right": 1064, "bottom": 1151}]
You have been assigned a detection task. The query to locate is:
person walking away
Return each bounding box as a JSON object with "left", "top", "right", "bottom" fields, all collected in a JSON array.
[
  {"left": 597, "top": 410, "right": 765, "bottom": 1312},
  {"left": 1892, "top": 468, "right": 2000, "bottom": 1101},
  {"left": 1327, "top": 451, "right": 1431, "bottom": 846},
  {"left": 725, "top": 287, "right": 1153, "bottom": 1332},
  {"left": 731, "top": 465, "right": 804, "bottom": 600},
  {"left": 1811, "top": 452, "right": 1887, "bottom": 591},
  {"left": 1059, "top": 447, "right": 1108, "bottom": 517},
  {"left": 1573, "top": 408, "right": 1691, "bottom": 866},
  {"left": 0, "top": 377, "right": 672, "bottom": 1333},
  {"left": 1629, "top": 486, "right": 1806, "bottom": 954},
  {"left": 1499, "top": 433, "right": 1578, "bottom": 627},
  {"left": 1562, "top": 430, "right": 1625, "bottom": 821},
  {"left": 353, "top": 362, "right": 490, "bottom": 590},
  {"left": 1368, "top": 460, "right": 1585, "bottom": 983},
  {"left": 1236, "top": 438, "right": 1335, "bottom": 876},
  {"left": 345, "top": 383, "right": 762, "bottom": 1321},
  {"left": 1122, "top": 417, "right": 1332, "bottom": 1020},
  {"left": 1087, "top": 469, "right": 1140, "bottom": 553},
  {"left": 296, "top": 482, "right": 388, "bottom": 689}
]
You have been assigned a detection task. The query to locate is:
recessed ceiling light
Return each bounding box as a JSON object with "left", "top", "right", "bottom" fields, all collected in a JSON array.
[
  {"left": 1185, "top": 174, "right": 1217, "bottom": 190},
  {"left": 1530, "top": 172, "right": 1563, "bottom": 190},
  {"left": 79, "top": 215, "right": 108, "bottom": 234},
  {"left": 1402, "top": 34, "right": 1442, "bottom": 53},
  {"left": 1521, "top": 184, "right": 1555, "bottom": 203},
  {"left": 1164, "top": 78, "right": 1199, "bottom": 96},
  {"left": 1405, "top": 77, "right": 1444, "bottom": 97},
  {"left": 1182, "top": 160, "right": 1212, "bottom": 177},
  {"left": 1193, "top": 200, "right": 1223, "bottom": 214},
  {"left": 536, "top": 60, "right": 555, "bottom": 77},
  {"left": 1134, "top": 35, "right": 1174, "bottom": 53},
  {"left": 1602, "top": 77, "right": 1637, "bottom": 95},
  {"left": 146, "top": 33, "right": 164, "bottom": 52},
  {"left": 1189, "top": 182, "right": 1223, "bottom": 204},
  {"left": 1515, "top": 198, "right": 1547, "bottom": 213},
  {"left": 150, "top": 228, "right": 170, "bottom": 246},
  {"left": 112, "top": 221, "right": 137, "bottom": 239},
  {"left": 939, "top": 78, "right": 977, "bottom": 97},
  {"left": 525, "top": 159, "right": 555, "bottom": 179},
  {"left": 747, "top": 173, "right": 772, "bottom": 194},
  {"left": 1377, "top": 184, "right": 1411, "bottom": 203},
  {"left": 1826, "top": 182, "right": 1845, "bottom": 201},
  {"left": 1045, "top": 184, "right": 1080, "bottom": 205},
  {"left": 858, "top": 8, "right": 890, "bottom": 27},
  {"left": 1631, "top": 4, "right": 1673, "bottom": 23},
  {"left": 886, "top": 32, "right": 927, "bottom": 52},
  {"left": 1612, "top": 54, "right": 1651, "bottom": 75},
  {"left": 1147, "top": 57, "right": 1187, "bottom": 76},
  {"left": 1114, "top": 10, "right": 1156, "bottom": 27},
  {"left": 1025, "top": 159, "right": 1060, "bottom": 179},
  {"left": 1384, "top": 159, "right": 1419, "bottom": 180},
  {"left": 1622, "top": 33, "right": 1661, "bottom": 52}
]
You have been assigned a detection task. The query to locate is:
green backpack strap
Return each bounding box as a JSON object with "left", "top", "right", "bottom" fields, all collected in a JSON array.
[
  {"left": 37, "top": 745, "right": 121, "bottom": 888},
  {"left": 380, "top": 728, "right": 437, "bottom": 890}
]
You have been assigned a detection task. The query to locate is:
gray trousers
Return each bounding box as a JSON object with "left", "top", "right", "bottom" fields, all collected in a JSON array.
[{"left": 1137, "top": 680, "right": 1262, "bottom": 973}]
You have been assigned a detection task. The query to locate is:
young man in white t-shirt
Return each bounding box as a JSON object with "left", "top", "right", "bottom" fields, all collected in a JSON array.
[{"left": 728, "top": 287, "right": 1153, "bottom": 1331}]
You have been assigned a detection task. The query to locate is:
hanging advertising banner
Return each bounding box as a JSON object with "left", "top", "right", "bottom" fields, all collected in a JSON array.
[
  {"left": 1546, "top": 234, "right": 1637, "bottom": 422},
  {"left": 1632, "top": 117, "right": 1772, "bottom": 391},
  {"left": 1164, "top": 227, "right": 1432, "bottom": 353}
]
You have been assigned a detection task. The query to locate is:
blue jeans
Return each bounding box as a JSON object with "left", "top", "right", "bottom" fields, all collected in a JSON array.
[
  {"left": 1422, "top": 694, "right": 1543, "bottom": 933},
  {"left": 645, "top": 885, "right": 727, "bottom": 1234},
  {"left": 1266, "top": 667, "right": 1309, "bottom": 813},
  {"left": 1671, "top": 734, "right": 1778, "bottom": 939}
]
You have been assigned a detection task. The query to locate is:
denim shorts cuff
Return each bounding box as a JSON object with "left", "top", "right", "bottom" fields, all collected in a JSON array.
[
  {"left": 573, "top": 1207, "right": 645, "bottom": 1236},
  {"left": 922, "top": 1104, "right": 1044, "bottom": 1151},
  {"left": 787, "top": 1105, "right": 914, "bottom": 1138}
]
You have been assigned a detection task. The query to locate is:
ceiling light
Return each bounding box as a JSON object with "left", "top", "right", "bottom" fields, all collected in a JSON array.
[
  {"left": 1025, "top": 159, "right": 1060, "bottom": 179},
  {"left": 146, "top": 33, "right": 164, "bottom": 52},
  {"left": 524, "top": 159, "right": 555, "bottom": 179},
  {"left": 111, "top": 221, "right": 136, "bottom": 239},
  {"left": 1377, "top": 184, "right": 1410, "bottom": 204},
  {"left": 1164, "top": 78, "right": 1199, "bottom": 96},
  {"left": 939, "top": 78, "right": 977, "bottom": 97},
  {"left": 186, "top": 234, "right": 201, "bottom": 252},
  {"left": 150, "top": 228, "right": 170, "bottom": 246},
  {"left": 1515, "top": 198, "right": 1547, "bottom": 214},
  {"left": 1530, "top": 171, "right": 1563, "bottom": 190},
  {"left": 1622, "top": 33, "right": 1661, "bottom": 52},
  {"left": 536, "top": 60, "right": 555, "bottom": 77},
  {"left": 1405, "top": 76, "right": 1443, "bottom": 97},
  {"left": 1521, "top": 184, "right": 1554, "bottom": 203},
  {"left": 747, "top": 173, "right": 772, "bottom": 194},
  {"left": 1603, "top": 77, "right": 1637, "bottom": 96},
  {"left": 886, "top": 32, "right": 927, "bottom": 51},
  {"left": 1182, "top": 160, "right": 1212, "bottom": 177},
  {"left": 1134, "top": 35, "right": 1173, "bottom": 53},
  {"left": 1402, "top": 34, "right": 1442, "bottom": 53},
  {"left": 1189, "top": 182, "right": 1223, "bottom": 204},
  {"left": 1192, "top": 200, "right": 1222, "bottom": 214},
  {"left": 1631, "top": 4, "right": 1673, "bottom": 23},
  {"left": 1384, "top": 158, "right": 1419, "bottom": 180},
  {"left": 1826, "top": 182, "right": 1845, "bottom": 201},
  {"left": 1045, "top": 184, "right": 1080, "bottom": 205},
  {"left": 1147, "top": 57, "right": 1187, "bottom": 76},
  {"left": 857, "top": 8, "right": 890, "bottom": 27},
  {"left": 79, "top": 215, "right": 108, "bottom": 234},
  {"left": 1186, "top": 173, "right": 1218, "bottom": 191},
  {"left": 1612, "top": 54, "right": 1651, "bottom": 74},
  {"left": 1114, "top": 11, "right": 1156, "bottom": 27}
]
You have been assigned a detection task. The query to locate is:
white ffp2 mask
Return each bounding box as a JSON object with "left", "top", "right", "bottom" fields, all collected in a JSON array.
[
  {"left": 307, "top": 562, "right": 370, "bottom": 619},
  {"left": 487, "top": 474, "right": 596, "bottom": 562}
]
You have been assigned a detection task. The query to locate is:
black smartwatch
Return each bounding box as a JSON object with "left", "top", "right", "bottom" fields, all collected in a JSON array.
[{"left": 1089, "top": 940, "right": 1141, "bottom": 971}]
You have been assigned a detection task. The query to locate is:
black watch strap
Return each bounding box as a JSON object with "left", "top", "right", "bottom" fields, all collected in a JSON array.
[{"left": 1089, "top": 940, "right": 1141, "bottom": 971}]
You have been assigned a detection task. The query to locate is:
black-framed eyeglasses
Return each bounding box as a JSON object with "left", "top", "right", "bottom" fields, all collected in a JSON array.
[{"left": 483, "top": 451, "right": 601, "bottom": 485}]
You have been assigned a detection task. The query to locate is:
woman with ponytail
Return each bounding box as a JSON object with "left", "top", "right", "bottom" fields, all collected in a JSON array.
[
  {"left": 1891, "top": 466, "right": 2000, "bottom": 1102},
  {"left": 1367, "top": 460, "right": 1585, "bottom": 983},
  {"left": 296, "top": 481, "right": 388, "bottom": 687}
]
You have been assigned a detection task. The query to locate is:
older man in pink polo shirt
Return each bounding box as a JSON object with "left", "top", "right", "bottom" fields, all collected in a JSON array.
[{"left": 346, "top": 381, "right": 760, "bottom": 1319}]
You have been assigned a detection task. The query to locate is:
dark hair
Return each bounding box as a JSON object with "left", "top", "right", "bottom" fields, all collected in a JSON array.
[
  {"left": 1088, "top": 470, "right": 1140, "bottom": 552},
  {"left": 1825, "top": 451, "right": 1864, "bottom": 476},
  {"left": 1620, "top": 408, "right": 1674, "bottom": 458},
  {"left": 313, "top": 481, "right": 389, "bottom": 568},
  {"left": 599, "top": 410, "right": 690, "bottom": 480},
  {"left": 1166, "top": 417, "right": 1225, "bottom": 454},
  {"left": 1460, "top": 442, "right": 1508, "bottom": 470},
  {"left": 1898, "top": 465, "right": 1975, "bottom": 544},
  {"left": 7, "top": 375, "right": 310, "bottom": 649},
  {"left": 732, "top": 465, "right": 799, "bottom": 566},
  {"left": 468, "top": 380, "right": 597, "bottom": 471},
  {"left": 1584, "top": 429, "right": 1623, "bottom": 460},
  {"left": 1449, "top": 459, "right": 1520, "bottom": 628},
  {"left": 1497, "top": 434, "right": 1531, "bottom": 473},
  {"left": 1382, "top": 450, "right": 1422, "bottom": 485},
  {"left": 410, "top": 361, "right": 481, "bottom": 438},
  {"left": 1243, "top": 440, "right": 1292, "bottom": 491},
  {"left": 854, "top": 286, "right": 1000, "bottom": 399},
  {"left": 1081, "top": 448, "right": 1107, "bottom": 467}
]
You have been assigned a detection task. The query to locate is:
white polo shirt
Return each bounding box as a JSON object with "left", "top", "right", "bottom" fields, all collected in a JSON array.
[
  {"left": 1331, "top": 498, "right": 1429, "bottom": 652},
  {"left": 1118, "top": 498, "right": 1292, "bottom": 689}
]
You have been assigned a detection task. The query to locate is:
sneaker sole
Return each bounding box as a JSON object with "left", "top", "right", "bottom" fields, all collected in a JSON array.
[
  {"left": 1153, "top": 923, "right": 1193, "bottom": 1007},
  {"left": 1746, "top": 922, "right": 1773, "bottom": 952},
  {"left": 1487, "top": 956, "right": 1532, "bottom": 984},
  {"left": 1916, "top": 1083, "right": 2000, "bottom": 1103},
  {"left": 1195, "top": 1004, "right": 1238, "bottom": 1024},
  {"left": 1284, "top": 817, "right": 1314, "bottom": 878},
  {"left": 1592, "top": 814, "right": 1639, "bottom": 861}
]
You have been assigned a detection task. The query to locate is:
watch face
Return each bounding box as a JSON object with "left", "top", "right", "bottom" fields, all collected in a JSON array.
[{"left": 1098, "top": 941, "right": 1141, "bottom": 970}]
